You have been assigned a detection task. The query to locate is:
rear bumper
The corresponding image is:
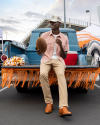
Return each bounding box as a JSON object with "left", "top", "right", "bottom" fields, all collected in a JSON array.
[{"left": 1, "top": 65, "right": 99, "bottom": 69}]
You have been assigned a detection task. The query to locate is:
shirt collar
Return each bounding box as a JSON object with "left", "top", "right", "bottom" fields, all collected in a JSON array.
[{"left": 49, "top": 30, "right": 61, "bottom": 38}]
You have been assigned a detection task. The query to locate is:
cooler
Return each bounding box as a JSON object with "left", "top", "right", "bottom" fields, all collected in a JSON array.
[{"left": 64, "top": 51, "right": 78, "bottom": 65}]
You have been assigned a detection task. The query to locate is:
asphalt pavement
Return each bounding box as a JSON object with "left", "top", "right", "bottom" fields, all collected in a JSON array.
[{"left": 0, "top": 79, "right": 100, "bottom": 125}]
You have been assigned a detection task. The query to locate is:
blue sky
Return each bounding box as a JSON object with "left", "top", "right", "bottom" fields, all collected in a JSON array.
[{"left": 0, "top": 0, "right": 100, "bottom": 42}]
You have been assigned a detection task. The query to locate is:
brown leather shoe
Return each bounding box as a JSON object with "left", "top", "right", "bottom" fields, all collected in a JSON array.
[
  {"left": 45, "top": 103, "right": 53, "bottom": 114},
  {"left": 59, "top": 107, "right": 72, "bottom": 117}
]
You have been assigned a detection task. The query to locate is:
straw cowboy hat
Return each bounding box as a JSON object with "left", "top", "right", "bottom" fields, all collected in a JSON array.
[{"left": 48, "top": 16, "right": 62, "bottom": 23}]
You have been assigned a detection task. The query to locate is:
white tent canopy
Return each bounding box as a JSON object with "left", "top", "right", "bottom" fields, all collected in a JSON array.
[
  {"left": 77, "top": 24, "right": 100, "bottom": 48},
  {"left": 81, "top": 24, "right": 100, "bottom": 38}
]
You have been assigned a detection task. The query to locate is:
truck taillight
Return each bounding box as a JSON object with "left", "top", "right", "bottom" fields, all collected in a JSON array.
[{"left": 1, "top": 54, "right": 8, "bottom": 61}]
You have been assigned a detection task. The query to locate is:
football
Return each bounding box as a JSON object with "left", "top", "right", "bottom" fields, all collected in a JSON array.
[{"left": 36, "top": 37, "right": 47, "bottom": 53}]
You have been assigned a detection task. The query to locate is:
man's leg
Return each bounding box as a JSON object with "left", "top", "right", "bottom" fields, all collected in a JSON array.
[
  {"left": 52, "top": 59, "right": 68, "bottom": 108},
  {"left": 52, "top": 59, "right": 72, "bottom": 116},
  {"left": 40, "top": 62, "right": 53, "bottom": 104}
]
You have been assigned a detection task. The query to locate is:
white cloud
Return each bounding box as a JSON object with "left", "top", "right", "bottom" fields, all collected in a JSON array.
[
  {"left": 23, "top": 11, "right": 44, "bottom": 18},
  {"left": 0, "top": 19, "right": 20, "bottom": 24},
  {"left": 3, "top": 8, "right": 13, "bottom": 13},
  {"left": 69, "top": 0, "right": 75, "bottom": 5}
]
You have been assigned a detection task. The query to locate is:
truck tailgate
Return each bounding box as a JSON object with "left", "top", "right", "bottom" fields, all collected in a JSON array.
[{"left": 1, "top": 65, "right": 100, "bottom": 89}]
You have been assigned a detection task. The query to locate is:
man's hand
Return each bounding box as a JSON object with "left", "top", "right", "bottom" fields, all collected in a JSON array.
[
  {"left": 35, "top": 47, "right": 42, "bottom": 56},
  {"left": 56, "top": 39, "right": 62, "bottom": 47}
]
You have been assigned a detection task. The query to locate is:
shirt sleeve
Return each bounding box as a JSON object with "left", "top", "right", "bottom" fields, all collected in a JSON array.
[
  {"left": 41, "top": 33, "right": 45, "bottom": 39},
  {"left": 64, "top": 37, "right": 69, "bottom": 51}
]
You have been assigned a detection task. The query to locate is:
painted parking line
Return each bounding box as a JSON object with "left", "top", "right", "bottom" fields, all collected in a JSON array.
[
  {"left": 95, "top": 84, "right": 100, "bottom": 89},
  {"left": 0, "top": 84, "right": 13, "bottom": 92}
]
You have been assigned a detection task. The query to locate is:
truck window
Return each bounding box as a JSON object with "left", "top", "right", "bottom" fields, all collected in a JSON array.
[
  {"left": 39, "top": 32, "right": 68, "bottom": 37},
  {"left": 62, "top": 32, "right": 68, "bottom": 37}
]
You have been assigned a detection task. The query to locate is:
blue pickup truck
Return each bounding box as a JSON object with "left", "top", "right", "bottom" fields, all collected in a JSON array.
[{"left": 1, "top": 28, "right": 100, "bottom": 93}]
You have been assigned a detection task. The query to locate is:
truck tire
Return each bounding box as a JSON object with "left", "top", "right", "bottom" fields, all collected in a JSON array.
[{"left": 16, "top": 82, "right": 28, "bottom": 93}]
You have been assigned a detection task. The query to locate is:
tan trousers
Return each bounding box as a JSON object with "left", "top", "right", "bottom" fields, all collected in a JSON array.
[{"left": 40, "top": 59, "right": 68, "bottom": 108}]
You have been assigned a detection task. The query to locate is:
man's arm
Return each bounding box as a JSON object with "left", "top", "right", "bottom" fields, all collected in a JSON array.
[
  {"left": 56, "top": 39, "right": 67, "bottom": 59},
  {"left": 60, "top": 47, "right": 67, "bottom": 59}
]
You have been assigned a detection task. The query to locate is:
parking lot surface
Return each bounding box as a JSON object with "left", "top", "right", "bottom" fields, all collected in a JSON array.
[{"left": 0, "top": 79, "right": 100, "bottom": 125}]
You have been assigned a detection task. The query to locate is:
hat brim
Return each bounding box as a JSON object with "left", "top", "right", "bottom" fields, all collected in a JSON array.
[
  {"left": 47, "top": 20, "right": 61, "bottom": 23},
  {"left": 47, "top": 20, "right": 56, "bottom": 23}
]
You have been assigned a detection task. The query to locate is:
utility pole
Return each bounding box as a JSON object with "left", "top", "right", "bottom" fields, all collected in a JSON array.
[{"left": 64, "top": 0, "right": 66, "bottom": 28}]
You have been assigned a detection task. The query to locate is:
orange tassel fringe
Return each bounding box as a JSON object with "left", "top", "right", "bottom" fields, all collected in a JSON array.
[{"left": 1, "top": 67, "right": 100, "bottom": 89}]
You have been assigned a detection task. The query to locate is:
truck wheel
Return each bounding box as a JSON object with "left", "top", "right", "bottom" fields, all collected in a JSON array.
[{"left": 16, "top": 82, "right": 28, "bottom": 93}]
